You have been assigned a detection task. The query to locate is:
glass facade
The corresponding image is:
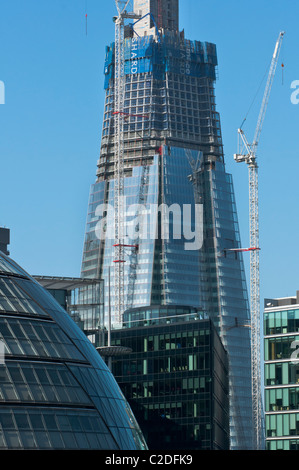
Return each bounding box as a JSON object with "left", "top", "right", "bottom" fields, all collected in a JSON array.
[
  {"left": 80, "top": 0, "right": 253, "bottom": 449},
  {"left": 104, "top": 306, "right": 230, "bottom": 450},
  {"left": 34, "top": 276, "right": 105, "bottom": 344},
  {"left": 199, "top": 160, "right": 252, "bottom": 447},
  {"left": 264, "top": 299, "right": 299, "bottom": 450},
  {"left": 0, "top": 252, "right": 146, "bottom": 450}
]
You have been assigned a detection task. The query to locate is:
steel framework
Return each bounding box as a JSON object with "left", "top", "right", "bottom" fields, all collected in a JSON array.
[{"left": 234, "top": 31, "right": 285, "bottom": 450}]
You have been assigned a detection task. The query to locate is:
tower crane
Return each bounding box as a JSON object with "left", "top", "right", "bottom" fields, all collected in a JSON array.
[
  {"left": 234, "top": 31, "right": 285, "bottom": 450},
  {"left": 113, "top": 1, "right": 140, "bottom": 324}
]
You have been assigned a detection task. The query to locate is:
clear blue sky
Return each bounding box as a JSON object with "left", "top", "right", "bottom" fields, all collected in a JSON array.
[{"left": 0, "top": 0, "right": 298, "bottom": 306}]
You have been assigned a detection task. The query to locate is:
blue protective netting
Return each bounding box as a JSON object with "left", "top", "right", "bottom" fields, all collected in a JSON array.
[{"left": 104, "top": 33, "right": 218, "bottom": 88}]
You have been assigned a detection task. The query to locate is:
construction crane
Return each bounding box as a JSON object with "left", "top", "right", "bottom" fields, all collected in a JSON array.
[
  {"left": 234, "top": 31, "right": 285, "bottom": 450},
  {"left": 113, "top": 1, "right": 140, "bottom": 324}
]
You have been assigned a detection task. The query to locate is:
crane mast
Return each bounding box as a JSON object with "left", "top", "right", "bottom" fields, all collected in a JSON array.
[
  {"left": 113, "top": 1, "right": 127, "bottom": 325},
  {"left": 113, "top": 1, "right": 140, "bottom": 324},
  {"left": 234, "top": 31, "right": 284, "bottom": 450}
]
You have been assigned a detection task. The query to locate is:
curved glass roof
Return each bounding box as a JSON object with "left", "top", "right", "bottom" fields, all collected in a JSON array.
[
  {"left": 0, "top": 254, "right": 31, "bottom": 279},
  {"left": 0, "top": 252, "right": 147, "bottom": 450}
]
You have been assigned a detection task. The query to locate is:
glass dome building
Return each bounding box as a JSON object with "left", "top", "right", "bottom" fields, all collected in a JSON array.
[{"left": 0, "top": 252, "right": 147, "bottom": 450}]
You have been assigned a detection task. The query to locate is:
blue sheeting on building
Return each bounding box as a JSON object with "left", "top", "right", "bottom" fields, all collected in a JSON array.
[{"left": 104, "top": 33, "right": 218, "bottom": 88}]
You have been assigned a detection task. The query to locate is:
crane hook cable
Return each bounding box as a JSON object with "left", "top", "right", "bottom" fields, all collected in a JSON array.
[{"left": 240, "top": 58, "right": 271, "bottom": 130}]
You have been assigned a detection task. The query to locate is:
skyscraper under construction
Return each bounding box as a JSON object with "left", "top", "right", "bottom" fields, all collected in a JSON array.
[{"left": 81, "top": 0, "right": 253, "bottom": 450}]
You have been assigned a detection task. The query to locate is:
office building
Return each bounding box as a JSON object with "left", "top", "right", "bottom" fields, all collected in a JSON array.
[
  {"left": 264, "top": 292, "right": 299, "bottom": 450},
  {"left": 81, "top": 0, "right": 253, "bottom": 449},
  {"left": 102, "top": 305, "right": 230, "bottom": 450},
  {"left": 0, "top": 251, "right": 146, "bottom": 450}
]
